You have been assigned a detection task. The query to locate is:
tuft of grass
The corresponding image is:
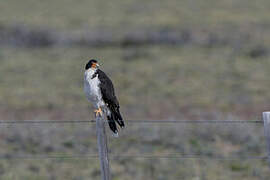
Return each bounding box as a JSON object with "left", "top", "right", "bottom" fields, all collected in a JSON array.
[{"left": 230, "top": 162, "right": 250, "bottom": 172}]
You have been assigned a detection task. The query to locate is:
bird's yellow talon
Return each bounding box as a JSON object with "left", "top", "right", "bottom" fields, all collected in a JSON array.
[{"left": 94, "top": 108, "right": 103, "bottom": 117}]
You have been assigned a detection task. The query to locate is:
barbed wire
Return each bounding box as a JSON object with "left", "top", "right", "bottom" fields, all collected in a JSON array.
[
  {"left": 0, "top": 120, "right": 95, "bottom": 124},
  {"left": 0, "top": 120, "right": 263, "bottom": 124},
  {"left": 126, "top": 120, "right": 263, "bottom": 124},
  {"left": 110, "top": 155, "right": 267, "bottom": 160},
  {"left": 0, "top": 154, "right": 266, "bottom": 160}
]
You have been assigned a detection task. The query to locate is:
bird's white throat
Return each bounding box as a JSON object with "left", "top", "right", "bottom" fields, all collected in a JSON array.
[
  {"left": 85, "top": 68, "right": 97, "bottom": 79},
  {"left": 84, "top": 67, "right": 103, "bottom": 108}
]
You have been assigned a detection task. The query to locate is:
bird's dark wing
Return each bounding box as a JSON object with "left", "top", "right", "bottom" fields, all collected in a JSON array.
[
  {"left": 97, "top": 69, "right": 124, "bottom": 132},
  {"left": 97, "top": 69, "right": 119, "bottom": 108}
]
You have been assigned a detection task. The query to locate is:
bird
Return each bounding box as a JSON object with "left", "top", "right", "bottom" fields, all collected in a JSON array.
[{"left": 84, "top": 59, "right": 125, "bottom": 136}]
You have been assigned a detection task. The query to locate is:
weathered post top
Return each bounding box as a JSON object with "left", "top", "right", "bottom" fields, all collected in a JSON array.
[
  {"left": 95, "top": 111, "right": 111, "bottom": 180},
  {"left": 263, "top": 112, "right": 270, "bottom": 166}
]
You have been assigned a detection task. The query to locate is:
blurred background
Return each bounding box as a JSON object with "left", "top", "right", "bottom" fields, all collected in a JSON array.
[{"left": 0, "top": 0, "right": 270, "bottom": 179}]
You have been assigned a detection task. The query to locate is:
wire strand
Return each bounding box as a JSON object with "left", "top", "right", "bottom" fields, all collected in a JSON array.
[
  {"left": 0, "top": 120, "right": 263, "bottom": 124},
  {"left": 0, "top": 154, "right": 266, "bottom": 160},
  {"left": 0, "top": 120, "right": 95, "bottom": 124},
  {"left": 126, "top": 120, "right": 263, "bottom": 124}
]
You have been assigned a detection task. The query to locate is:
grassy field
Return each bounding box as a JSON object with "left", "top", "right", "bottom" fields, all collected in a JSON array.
[
  {"left": 0, "top": 122, "right": 267, "bottom": 180},
  {"left": 1, "top": 45, "right": 270, "bottom": 120},
  {"left": 1, "top": 0, "right": 270, "bottom": 179},
  {"left": 0, "top": 45, "right": 270, "bottom": 179},
  {"left": 1, "top": 0, "right": 270, "bottom": 31}
]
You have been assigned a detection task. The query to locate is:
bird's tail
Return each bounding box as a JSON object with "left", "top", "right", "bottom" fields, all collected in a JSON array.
[
  {"left": 107, "top": 115, "right": 118, "bottom": 137},
  {"left": 107, "top": 107, "right": 125, "bottom": 136}
]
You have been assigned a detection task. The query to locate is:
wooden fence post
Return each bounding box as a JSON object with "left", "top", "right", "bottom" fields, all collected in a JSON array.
[
  {"left": 96, "top": 111, "right": 111, "bottom": 180},
  {"left": 263, "top": 112, "right": 270, "bottom": 166}
]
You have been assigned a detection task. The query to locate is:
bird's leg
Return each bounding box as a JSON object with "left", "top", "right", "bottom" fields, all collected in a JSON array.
[{"left": 94, "top": 107, "right": 103, "bottom": 117}]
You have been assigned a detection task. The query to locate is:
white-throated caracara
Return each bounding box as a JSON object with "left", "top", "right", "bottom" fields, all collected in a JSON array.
[{"left": 84, "top": 59, "right": 124, "bottom": 136}]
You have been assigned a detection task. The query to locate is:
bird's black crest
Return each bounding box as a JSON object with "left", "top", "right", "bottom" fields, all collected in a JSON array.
[{"left": 85, "top": 59, "right": 98, "bottom": 70}]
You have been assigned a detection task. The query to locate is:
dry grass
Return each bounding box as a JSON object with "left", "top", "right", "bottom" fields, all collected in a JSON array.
[
  {"left": 0, "top": 45, "right": 270, "bottom": 119},
  {"left": 1, "top": 0, "right": 270, "bottom": 179}
]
